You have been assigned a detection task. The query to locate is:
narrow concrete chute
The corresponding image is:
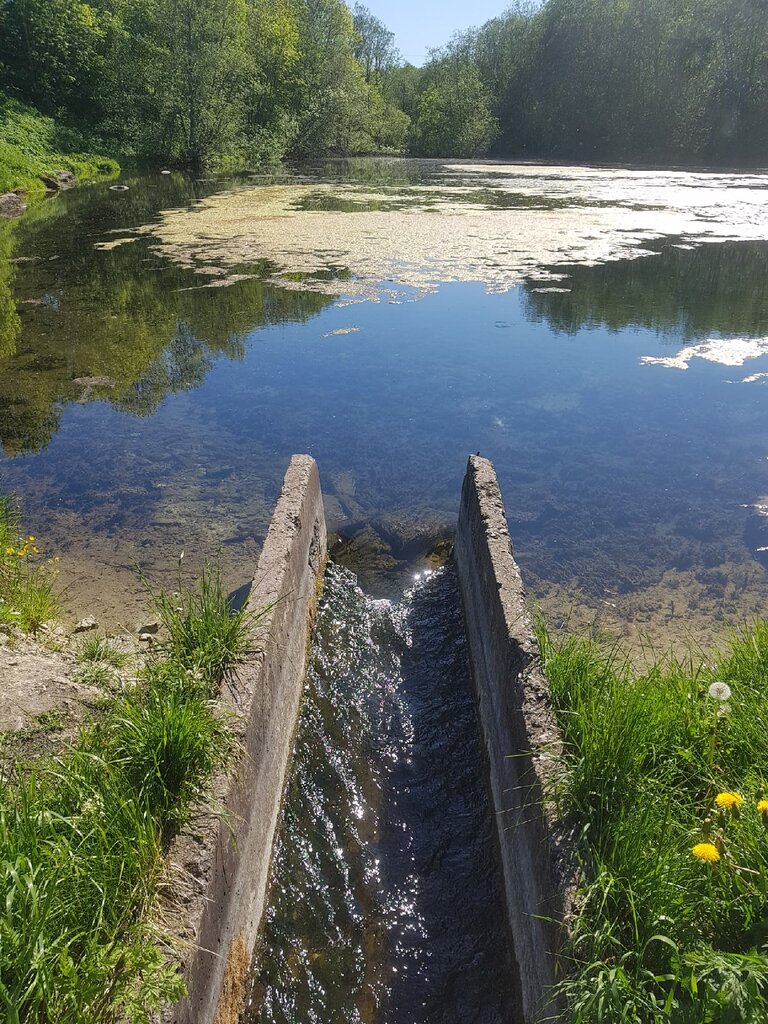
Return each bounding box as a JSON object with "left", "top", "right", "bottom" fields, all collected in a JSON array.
[{"left": 164, "top": 454, "right": 327, "bottom": 1024}]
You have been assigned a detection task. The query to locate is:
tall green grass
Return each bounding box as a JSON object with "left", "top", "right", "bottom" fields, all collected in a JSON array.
[
  {"left": 151, "top": 564, "right": 259, "bottom": 690},
  {"left": 0, "top": 563, "right": 253, "bottom": 1022},
  {"left": 539, "top": 622, "right": 768, "bottom": 1023}
]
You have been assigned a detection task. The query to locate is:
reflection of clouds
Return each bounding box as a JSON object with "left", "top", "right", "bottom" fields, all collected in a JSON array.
[{"left": 640, "top": 336, "right": 768, "bottom": 370}]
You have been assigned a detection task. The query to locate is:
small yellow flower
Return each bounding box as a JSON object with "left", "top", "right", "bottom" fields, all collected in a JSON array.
[
  {"left": 5, "top": 546, "right": 14, "bottom": 556},
  {"left": 692, "top": 842, "right": 720, "bottom": 862},
  {"left": 757, "top": 800, "right": 768, "bottom": 814},
  {"left": 715, "top": 792, "right": 744, "bottom": 810}
]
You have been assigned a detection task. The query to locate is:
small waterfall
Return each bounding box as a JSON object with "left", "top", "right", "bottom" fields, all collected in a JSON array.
[{"left": 246, "top": 562, "right": 519, "bottom": 1024}]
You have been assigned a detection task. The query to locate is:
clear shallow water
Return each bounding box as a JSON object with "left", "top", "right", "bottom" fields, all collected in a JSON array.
[
  {"left": 247, "top": 562, "right": 518, "bottom": 1024},
  {"left": 0, "top": 159, "right": 768, "bottom": 649}
]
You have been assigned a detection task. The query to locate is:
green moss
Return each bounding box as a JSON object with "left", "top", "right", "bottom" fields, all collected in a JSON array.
[{"left": 0, "top": 96, "right": 119, "bottom": 196}]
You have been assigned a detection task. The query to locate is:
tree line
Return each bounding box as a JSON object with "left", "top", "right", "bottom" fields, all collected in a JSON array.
[
  {"left": 0, "top": 0, "right": 407, "bottom": 169},
  {"left": 2, "top": 0, "right": 767, "bottom": 169},
  {"left": 398, "top": 0, "right": 768, "bottom": 164}
]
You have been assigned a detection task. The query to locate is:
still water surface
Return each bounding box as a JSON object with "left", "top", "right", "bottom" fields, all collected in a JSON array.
[{"left": 1, "top": 158, "right": 768, "bottom": 650}]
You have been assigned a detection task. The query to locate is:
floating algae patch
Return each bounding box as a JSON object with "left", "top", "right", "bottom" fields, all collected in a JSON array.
[{"left": 121, "top": 166, "right": 768, "bottom": 301}]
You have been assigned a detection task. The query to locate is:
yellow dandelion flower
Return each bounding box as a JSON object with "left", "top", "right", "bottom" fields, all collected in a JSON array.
[
  {"left": 715, "top": 792, "right": 744, "bottom": 809},
  {"left": 692, "top": 842, "right": 720, "bottom": 862},
  {"left": 5, "top": 546, "right": 14, "bottom": 556},
  {"left": 757, "top": 800, "right": 768, "bottom": 814}
]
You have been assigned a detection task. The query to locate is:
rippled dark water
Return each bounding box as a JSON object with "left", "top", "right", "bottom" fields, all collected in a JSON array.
[{"left": 247, "top": 562, "right": 518, "bottom": 1024}]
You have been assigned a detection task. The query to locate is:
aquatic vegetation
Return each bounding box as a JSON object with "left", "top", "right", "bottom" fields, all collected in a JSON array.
[
  {"left": 131, "top": 168, "right": 768, "bottom": 302},
  {"left": 539, "top": 620, "right": 768, "bottom": 1023}
]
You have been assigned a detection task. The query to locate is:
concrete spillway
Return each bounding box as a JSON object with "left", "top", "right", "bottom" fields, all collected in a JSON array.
[{"left": 163, "top": 455, "right": 572, "bottom": 1024}]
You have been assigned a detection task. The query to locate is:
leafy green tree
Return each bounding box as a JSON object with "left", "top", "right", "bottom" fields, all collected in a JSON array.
[
  {"left": 411, "top": 50, "right": 497, "bottom": 157},
  {"left": 150, "top": 0, "right": 249, "bottom": 169},
  {"left": 291, "top": 0, "right": 373, "bottom": 155},
  {"left": 352, "top": 3, "right": 399, "bottom": 82},
  {"left": 0, "top": 0, "right": 108, "bottom": 123}
]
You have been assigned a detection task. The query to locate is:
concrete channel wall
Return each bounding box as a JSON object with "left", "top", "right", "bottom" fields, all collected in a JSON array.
[
  {"left": 163, "top": 455, "right": 327, "bottom": 1024},
  {"left": 454, "top": 456, "right": 574, "bottom": 1024}
]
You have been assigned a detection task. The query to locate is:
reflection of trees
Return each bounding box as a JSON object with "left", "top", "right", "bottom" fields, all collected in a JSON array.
[
  {"left": 0, "top": 224, "right": 21, "bottom": 360},
  {"left": 523, "top": 241, "right": 768, "bottom": 341},
  {"left": 117, "top": 324, "right": 246, "bottom": 415},
  {"left": 0, "top": 201, "right": 334, "bottom": 454}
]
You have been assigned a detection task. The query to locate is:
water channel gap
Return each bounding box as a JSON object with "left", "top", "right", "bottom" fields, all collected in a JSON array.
[{"left": 245, "top": 561, "right": 520, "bottom": 1024}]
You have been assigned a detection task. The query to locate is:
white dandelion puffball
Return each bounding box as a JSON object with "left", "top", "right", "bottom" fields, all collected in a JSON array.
[{"left": 708, "top": 681, "right": 732, "bottom": 702}]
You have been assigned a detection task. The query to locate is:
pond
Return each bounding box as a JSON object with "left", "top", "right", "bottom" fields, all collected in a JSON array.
[{"left": 1, "top": 157, "right": 768, "bottom": 652}]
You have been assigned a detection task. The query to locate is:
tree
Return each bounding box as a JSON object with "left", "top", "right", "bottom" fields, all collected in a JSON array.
[
  {"left": 411, "top": 49, "right": 497, "bottom": 157},
  {"left": 352, "top": 3, "right": 399, "bottom": 82},
  {"left": 152, "top": 0, "right": 249, "bottom": 169}
]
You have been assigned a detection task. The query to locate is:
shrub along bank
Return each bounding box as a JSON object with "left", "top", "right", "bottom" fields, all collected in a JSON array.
[
  {"left": 539, "top": 621, "right": 768, "bottom": 1024},
  {"left": 0, "top": 499, "right": 257, "bottom": 1023}
]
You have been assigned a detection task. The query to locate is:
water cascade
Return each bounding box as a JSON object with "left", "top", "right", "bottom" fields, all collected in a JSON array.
[{"left": 246, "top": 562, "right": 520, "bottom": 1024}]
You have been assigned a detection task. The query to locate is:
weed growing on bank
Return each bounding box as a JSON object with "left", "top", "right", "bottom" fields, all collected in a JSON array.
[
  {"left": 0, "top": 494, "right": 59, "bottom": 634},
  {"left": 151, "top": 562, "right": 257, "bottom": 689},
  {"left": 0, "top": 564, "right": 255, "bottom": 1023},
  {"left": 538, "top": 622, "right": 768, "bottom": 1023}
]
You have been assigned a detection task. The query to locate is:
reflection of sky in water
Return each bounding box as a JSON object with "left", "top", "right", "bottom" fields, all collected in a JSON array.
[{"left": 1, "top": 165, "right": 768, "bottom": 650}]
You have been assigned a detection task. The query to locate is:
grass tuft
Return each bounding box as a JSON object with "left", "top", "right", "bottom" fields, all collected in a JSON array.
[
  {"left": 151, "top": 562, "right": 262, "bottom": 690},
  {"left": 77, "top": 635, "right": 129, "bottom": 669}
]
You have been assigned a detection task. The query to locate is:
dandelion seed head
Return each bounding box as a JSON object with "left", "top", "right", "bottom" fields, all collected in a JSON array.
[{"left": 708, "top": 681, "right": 732, "bottom": 702}]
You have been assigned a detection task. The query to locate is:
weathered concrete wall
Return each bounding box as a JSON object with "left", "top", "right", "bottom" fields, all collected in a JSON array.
[
  {"left": 454, "top": 456, "right": 574, "bottom": 1024},
  {"left": 163, "top": 454, "right": 327, "bottom": 1024}
]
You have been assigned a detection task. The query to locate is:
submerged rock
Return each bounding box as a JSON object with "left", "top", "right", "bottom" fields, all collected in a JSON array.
[{"left": 745, "top": 497, "right": 768, "bottom": 567}]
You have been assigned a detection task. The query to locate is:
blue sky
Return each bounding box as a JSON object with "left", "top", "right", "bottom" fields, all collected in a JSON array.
[{"left": 361, "top": 0, "right": 508, "bottom": 65}]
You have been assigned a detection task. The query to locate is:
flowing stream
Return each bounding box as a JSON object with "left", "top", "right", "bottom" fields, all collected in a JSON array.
[{"left": 246, "top": 561, "right": 519, "bottom": 1024}]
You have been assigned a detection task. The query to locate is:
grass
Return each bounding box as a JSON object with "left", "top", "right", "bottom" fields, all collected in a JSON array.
[
  {"left": 538, "top": 621, "right": 768, "bottom": 1023},
  {"left": 0, "top": 558, "right": 255, "bottom": 1022},
  {"left": 77, "top": 636, "right": 129, "bottom": 669},
  {"left": 0, "top": 494, "right": 59, "bottom": 634},
  {"left": 0, "top": 95, "right": 119, "bottom": 196},
  {"left": 150, "top": 561, "right": 262, "bottom": 691}
]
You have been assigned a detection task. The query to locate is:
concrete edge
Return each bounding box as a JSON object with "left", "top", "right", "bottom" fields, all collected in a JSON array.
[
  {"left": 161, "top": 454, "right": 327, "bottom": 1024},
  {"left": 453, "top": 455, "right": 577, "bottom": 1024}
]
